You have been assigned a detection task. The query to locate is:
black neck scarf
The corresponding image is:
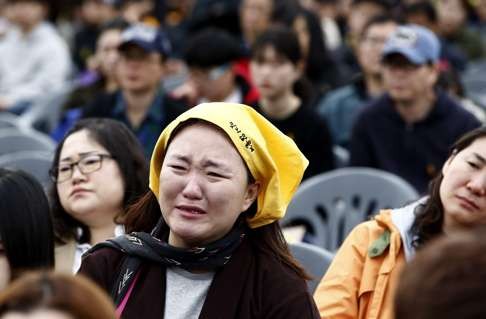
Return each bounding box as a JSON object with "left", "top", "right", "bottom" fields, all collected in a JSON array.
[{"left": 95, "top": 218, "right": 247, "bottom": 271}]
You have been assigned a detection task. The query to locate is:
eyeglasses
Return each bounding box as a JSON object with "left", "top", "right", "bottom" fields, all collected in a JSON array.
[
  {"left": 190, "top": 64, "right": 231, "bottom": 82},
  {"left": 50, "top": 153, "right": 114, "bottom": 183}
]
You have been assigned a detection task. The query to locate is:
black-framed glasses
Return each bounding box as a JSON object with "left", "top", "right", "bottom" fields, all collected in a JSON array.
[{"left": 50, "top": 154, "right": 114, "bottom": 183}]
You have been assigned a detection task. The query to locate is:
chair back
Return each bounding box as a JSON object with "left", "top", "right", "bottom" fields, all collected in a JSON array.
[
  {"left": 282, "top": 167, "right": 419, "bottom": 251},
  {"left": 0, "top": 151, "right": 54, "bottom": 189},
  {"left": 462, "top": 60, "right": 486, "bottom": 108},
  {"left": 0, "top": 129, "right": 56, "bottom": 156},
  {"left": 19, "top": 82, "right": 74, "bottom": 133},
  {"left": 0, "top": 113, "right": 23, "bottom": 130},
  {"left": 333, "top": 145, "right": 350, "bottom": 168},
  {"left": 289, "top": 242, "right": 334, "bottom": 293}
]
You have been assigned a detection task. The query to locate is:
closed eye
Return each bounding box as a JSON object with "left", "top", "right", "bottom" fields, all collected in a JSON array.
[
  {"left": 467, "top": 161, "right": 480, "bottom": 169},
  {"left": 207, "top": 172, "right": 224, "bottom": 178},
  {"left": 83, "top": 158, "right": 100, "bottom": 165},
  {"left": 58, "top": 165, "right": 72, "bottom": 172},
  {"left": 169, "top": 165, "right": 186, "bottom": 171}
]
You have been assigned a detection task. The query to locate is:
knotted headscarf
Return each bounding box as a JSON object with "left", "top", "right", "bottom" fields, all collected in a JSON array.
[{"left": 149, "top": 102, "right": 308, "bottom": 228}]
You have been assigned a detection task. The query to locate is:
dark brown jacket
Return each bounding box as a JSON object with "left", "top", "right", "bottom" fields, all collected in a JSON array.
[{"left": 79, "top": 238, "right": 319, "bottom": 319}]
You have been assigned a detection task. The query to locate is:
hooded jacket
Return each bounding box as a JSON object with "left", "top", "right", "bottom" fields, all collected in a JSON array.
[{"left": 313, "top": 200, "right": 420, "bottom": 319}]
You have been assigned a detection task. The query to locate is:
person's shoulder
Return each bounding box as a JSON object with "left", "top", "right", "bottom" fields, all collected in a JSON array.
[
  {"left": 82, "top": 91, "right": 118, "bottom": 118},
  {"left": 252, "top": 246, "right": 318, "bottom": 317},
  {"left": 345, "top": 210, "right": 395, "bottom": 243},
  {"left": 162, "top": 93, "right": 188, "bottom": 119},
  {"left": 163, "top": 93, "right": 188, "bottom": 110},
  {"left": 437, "top": 92, "right": 481, "bottom": 126},
  {"left": 350, "top": 95, "right": 389, "bottom": 129},
  {"left": 324, "top": 84, "right": 358, "bottom": 103},
  {"left": 253, "top": 246, "right": 309, "bottom": 291},
  {"left": 80, "top": 245, "right": 126, "bottom": 275}
]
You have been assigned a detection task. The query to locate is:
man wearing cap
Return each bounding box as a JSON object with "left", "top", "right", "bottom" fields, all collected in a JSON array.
[
  {"left": 349, "top": 24, "right": 480, "bottom": 194},
  {"left": 82, "top": 24, "right": 186, "bottom": 158}
]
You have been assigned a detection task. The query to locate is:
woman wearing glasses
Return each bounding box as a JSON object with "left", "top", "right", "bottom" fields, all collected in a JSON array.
[{"left": 49, "top": 118, "right": 148, "bottom": 273}]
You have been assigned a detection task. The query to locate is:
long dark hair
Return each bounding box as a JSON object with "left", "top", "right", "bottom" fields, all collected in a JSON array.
[
  {"left": 411, "top": 126, "right": 486, "bottom": 248},
  {"left": 49, "top": 119, "right": 148, "bottom": 244},
  {"left": 0, "top": 169, "right": 54, "bottom": 278}
]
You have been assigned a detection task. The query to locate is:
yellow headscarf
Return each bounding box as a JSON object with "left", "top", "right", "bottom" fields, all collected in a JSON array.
[{"left": 149, "top": 102, "right": 308, "bottom": 228}]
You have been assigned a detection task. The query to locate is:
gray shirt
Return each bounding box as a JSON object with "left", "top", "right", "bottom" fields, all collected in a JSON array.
[{"left": 164, "top": 267, "right": 214, "bottom": 319}]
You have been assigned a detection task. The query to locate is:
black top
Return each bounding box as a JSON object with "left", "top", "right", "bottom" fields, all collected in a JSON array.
[
  {"left": 79, "top": 237, "right": 319, "bottom": 319},
  {"left": 253, "top": 103, "right": 335, "bottom": 180},
  {"left": 350, "top": 90, "right": 481, "bottom": 194}
]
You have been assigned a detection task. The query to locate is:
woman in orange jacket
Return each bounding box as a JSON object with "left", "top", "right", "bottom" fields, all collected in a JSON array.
[{"left": 314, "top": 126, "right": 486, "bottom": 319}]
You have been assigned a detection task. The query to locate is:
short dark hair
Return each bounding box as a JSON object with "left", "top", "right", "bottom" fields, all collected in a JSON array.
[
  {"left": 184, "top": 28, "right": 243, "bottom": 69},
  {"left": 99, "top": 16, "right": 130, "bottom": 34},
  {"left": 6, "top": 0, "right": 48, "bottom": 4},
  {"left": 49, "top": 118, "right": 149, "bottom": 243},
  {"left": 360, "top": 15, "right": 400, "bottom": 39},
  {"left": 396, "top": 226, "right": 486, "bottom": 319},
  {"left": 0, "top": 169, "right": 54, "bottom": 277},
  {"left": 251, "top": 25, "right": 302, "bottom": 65},
  {"left": 403, "top": 1, "right": 438, "bottom": 24},
  {"left": 351, "top": 0, "right": 391, "bottom": 10}
]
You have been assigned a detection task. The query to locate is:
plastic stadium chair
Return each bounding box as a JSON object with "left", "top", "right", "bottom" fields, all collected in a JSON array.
[
  {"left": 0, "top": 151, "right": 54, "bottom": 189},
  {"left": 289, "top": 242, "right": 334, "bottom": 293},
  {"left": 0, "top": 113, "right": 22, "bottom": 130},
  {"left": 0, "top": 128, "right": 56, "bottom": 156},
  {"left": 461, "top": 59, "right": 486, "bottom": 108},
  {"left": 282, "top": 167, "right": 419, "bottom": 251},
  {"left": 333, "top": 145, "right": 350, "bottom": 168},
  {"left": 19, "top": 82, "right": 74, "bottom": 133}
]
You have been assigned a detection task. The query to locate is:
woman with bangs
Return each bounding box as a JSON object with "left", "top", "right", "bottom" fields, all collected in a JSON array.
[
  {"left": 250, "top": 26, "right": 335, "bottom": 180},
  {"left": 50, "top": 118, "right": 148, "bottom": 274}
]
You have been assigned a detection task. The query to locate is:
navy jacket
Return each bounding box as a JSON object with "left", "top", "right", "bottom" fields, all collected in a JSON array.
[{"left": 350, "top": 90, "right": 481, "bottom": 194}]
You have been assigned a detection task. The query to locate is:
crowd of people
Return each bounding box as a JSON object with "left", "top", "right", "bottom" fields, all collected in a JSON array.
[{"left": 0, "top": 0, "right": 485, "bottom": 318}]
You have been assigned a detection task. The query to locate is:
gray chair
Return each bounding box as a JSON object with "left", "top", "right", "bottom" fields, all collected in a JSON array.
[
  {"left": 461, "top": 61, "right": 486, "bottom": 108},
  {"left": 0, "top": 113, "right": 22, "bottom": 130},
  {"left": 333, "top": 145, "right": 350, "bottom": 168},
  {"left": 289, "top": 242, "right": 334, "bottom": 293},
  {"left": 0, "top": 128, "right": 56, "bottom": 156},
  {"left": 19, "top": 82, "right": 74, "bottom": 133},
  {"left": 462, "top": 77, "right": 486, "bottom": 109},
  {"left": 0, "top": 151, "right": 54, "bottom": 189},
  {"left": 282, "top": 167, "right": 419, "bottom": 251}
]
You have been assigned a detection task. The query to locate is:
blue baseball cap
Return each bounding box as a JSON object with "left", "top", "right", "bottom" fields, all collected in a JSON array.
[
  {"left": 382, "top": 24, "right": 440, "bottom": 65},
  {"left": 119, "top": 24, "right": 172, "bottom": 57}
]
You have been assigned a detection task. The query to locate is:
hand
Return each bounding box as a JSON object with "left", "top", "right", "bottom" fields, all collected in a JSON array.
[
  {"left": 170, "top": 80, "right": 199, "bottom": 106},
  {"left": 0, "top": 97, "right": 11, "bottom": 111}
]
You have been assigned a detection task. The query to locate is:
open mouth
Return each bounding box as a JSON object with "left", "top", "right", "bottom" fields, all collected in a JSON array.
[{"left": 176, "top": 205, "right": 206, "bottom": 215}]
